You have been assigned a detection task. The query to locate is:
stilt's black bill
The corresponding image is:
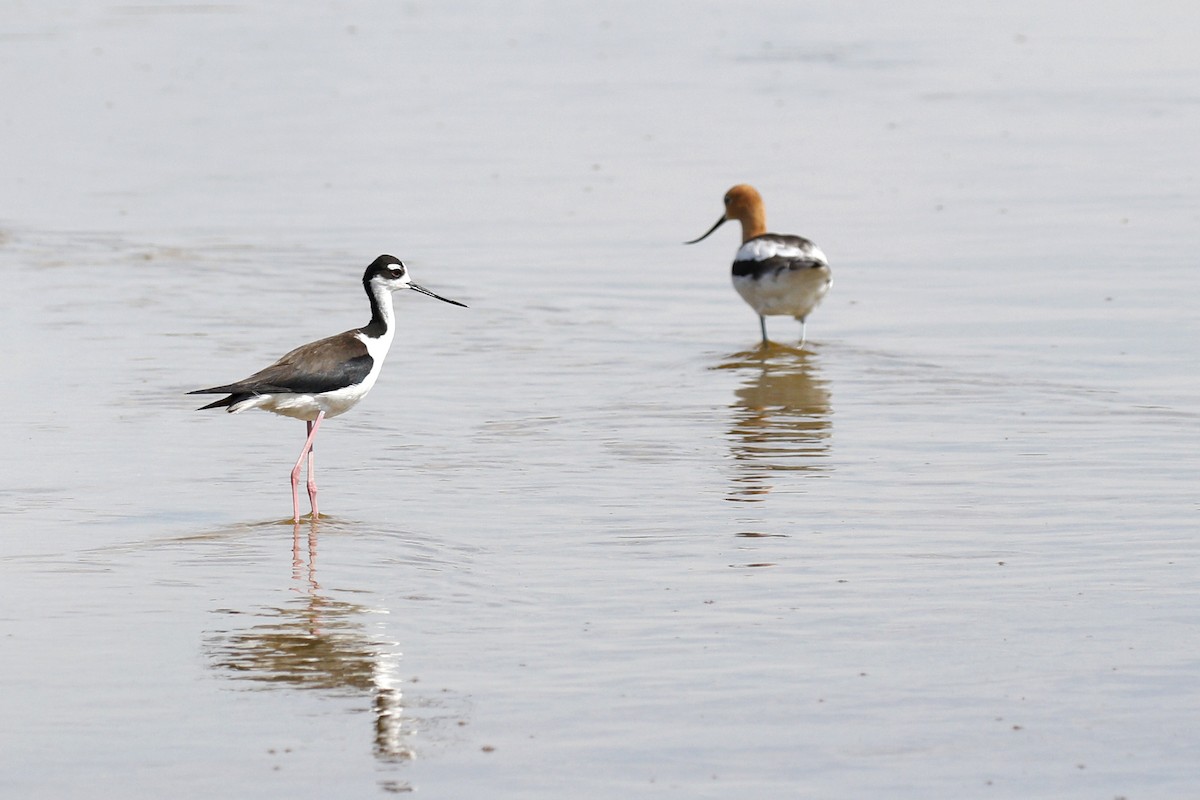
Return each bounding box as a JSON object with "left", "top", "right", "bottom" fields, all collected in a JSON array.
[
  {"left": 684, "top": 215, "right": 728, "bottom": 245},
  {"left": 409, "top": 282, "right": 468, "bottom": 307}
]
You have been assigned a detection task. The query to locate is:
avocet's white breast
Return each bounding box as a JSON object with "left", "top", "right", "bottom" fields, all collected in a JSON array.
[{"left": 732, "top": 269, "right": 831, "bottom": 319}]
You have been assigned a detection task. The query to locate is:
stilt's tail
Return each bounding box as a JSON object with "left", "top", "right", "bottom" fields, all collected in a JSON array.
[{"left": 187, "top": 387, "right": 244, "bottom": 412}]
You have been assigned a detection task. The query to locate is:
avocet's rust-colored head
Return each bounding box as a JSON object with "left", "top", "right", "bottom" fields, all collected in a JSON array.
[{"left": 684, "top": 184, "right": 768, "bottom": 245}]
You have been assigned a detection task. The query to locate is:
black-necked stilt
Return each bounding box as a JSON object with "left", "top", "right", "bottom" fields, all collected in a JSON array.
[
  {"left": 685, "top": 184, "right": 832, "bottom": 347},
  {"left": 189, "top": 254, "right": 466, "bottom": 522}
]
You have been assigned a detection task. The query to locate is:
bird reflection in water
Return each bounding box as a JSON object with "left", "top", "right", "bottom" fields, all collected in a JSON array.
[
  {"left": 205, "top": 522, "right": 411, "bottom": 765},
  {"left": 720, "top": 344, "right": 832, "bottom": 501}
]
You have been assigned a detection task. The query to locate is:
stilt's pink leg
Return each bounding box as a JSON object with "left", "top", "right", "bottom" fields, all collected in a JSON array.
[
  {"left": 306, "top": 428, "right": 319, "bottom": 519},
  {"left": 290, "top": 412, "right": 325, "bottom": 522},
  {"left": 290, "top": 459, "right": 302, "bottom": 524}
]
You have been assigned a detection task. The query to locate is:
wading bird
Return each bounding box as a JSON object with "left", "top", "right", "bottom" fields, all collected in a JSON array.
[
  {"left": 189, "top": 255, "right": 466, "bottom": 522},
  {"left": 686, "top": 184, "right": 831, "bottom": 347}
]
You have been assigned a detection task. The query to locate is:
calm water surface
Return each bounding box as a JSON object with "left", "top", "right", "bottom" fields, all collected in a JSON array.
[{"left": 2, "top": 2, "right": 1199, "bottom": 798}]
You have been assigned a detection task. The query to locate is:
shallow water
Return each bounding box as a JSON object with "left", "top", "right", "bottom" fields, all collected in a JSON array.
[{"left": 3, "top": 2, "right": 1199, "bottom": 798}]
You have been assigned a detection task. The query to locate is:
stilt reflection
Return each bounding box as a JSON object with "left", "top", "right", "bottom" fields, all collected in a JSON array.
[
  {"left": 205, "top": 521, "right": 411, "bottom": 763},
  {"left": 721, "top": 344, "right": 833, "bottom": 501}
]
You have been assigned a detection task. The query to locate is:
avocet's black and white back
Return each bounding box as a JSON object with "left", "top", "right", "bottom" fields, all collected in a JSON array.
[
  {"left": 686, "top": 184, "right": 832, "bottom": 346},
  {"left": 731, "top": 233, "right": 830, "bottom": 329},
  {"left": 190, "top": 254, "right": 466, "bottom": 522}
]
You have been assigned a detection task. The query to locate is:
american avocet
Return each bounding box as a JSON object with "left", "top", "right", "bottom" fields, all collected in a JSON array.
[
  {"left": 686, "top": 184, "right": 831, "bottom": 347},
  {"left": 189, "top": 254, "right": 466, "bottom": 522}
]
